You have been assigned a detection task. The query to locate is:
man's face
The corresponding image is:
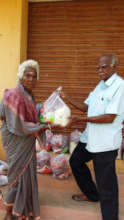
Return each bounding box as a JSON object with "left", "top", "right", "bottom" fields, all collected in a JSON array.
[
  {"left": 21, "top": 67, "right": 37, "bottom": 92},
  {"left": 96, "top": 56, "right": 115, "bottom": 81}
]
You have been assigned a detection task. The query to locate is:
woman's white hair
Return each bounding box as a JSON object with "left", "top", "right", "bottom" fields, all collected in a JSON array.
[{"left": 17, "top": 59, "right": 39, "bottom": 80}]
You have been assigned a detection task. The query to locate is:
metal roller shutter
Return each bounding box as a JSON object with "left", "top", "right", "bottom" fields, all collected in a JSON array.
[{"left": 27, "top": 0, "right": 124, "bottom": 134}]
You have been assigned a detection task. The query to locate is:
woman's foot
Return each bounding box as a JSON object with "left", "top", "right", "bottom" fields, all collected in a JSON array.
[{"left": 3, "top": 214, "right": 13, "bottom": 220}]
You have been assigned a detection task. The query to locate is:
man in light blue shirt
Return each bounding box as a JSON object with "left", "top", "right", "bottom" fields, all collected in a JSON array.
[{"left": 61, "top": 54, "right": 124, "bottom": 220}]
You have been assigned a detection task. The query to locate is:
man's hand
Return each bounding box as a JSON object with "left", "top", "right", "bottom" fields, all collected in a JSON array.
[
  {"left": 65, "top": 116, "right": 83, "bottom": 128},
  {"left": 59, "top": 90, "right": 88, "bottom": 113},
  {"left": 59, "top": 90, "right": 68, "bottom": 100}
]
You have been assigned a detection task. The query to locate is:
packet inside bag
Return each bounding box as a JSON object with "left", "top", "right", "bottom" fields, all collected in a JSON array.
[{"left": 39, "top": 87, "right": 71, "bottom": 127}]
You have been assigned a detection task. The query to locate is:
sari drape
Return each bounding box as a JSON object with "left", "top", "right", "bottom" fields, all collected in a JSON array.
[{"left": 0, "top": 84, "right": 45, "bottom": 219}]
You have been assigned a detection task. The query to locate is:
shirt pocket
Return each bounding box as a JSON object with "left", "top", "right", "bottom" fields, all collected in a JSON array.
[{"left": 102, "top": 84, "right": 120, "bottom": 102}]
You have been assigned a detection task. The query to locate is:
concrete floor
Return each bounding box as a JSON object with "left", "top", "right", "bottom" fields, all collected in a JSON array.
[{"left": 0, "top": 171, "right": 124, "bottom": 220}]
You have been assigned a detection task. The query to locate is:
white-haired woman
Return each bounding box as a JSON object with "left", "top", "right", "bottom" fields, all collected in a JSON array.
[{"left": 0, "top": 60, "right": 51, "bottom": 220}]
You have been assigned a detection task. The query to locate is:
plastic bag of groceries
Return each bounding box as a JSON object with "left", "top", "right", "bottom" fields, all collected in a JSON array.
[
  {"left": 45, "top": 129, "right": 54, "bottom": 151},
  {"left": 36, "top": 129, "right": 53, "bottom": 152},
  {"left": 70, "top": 129, "right": 82, "bottom": 143},
  {"left": 50, "top": 134, "right": 69, "bottom": 154},
  {"left": 50, "top": 154, "right": 71, "bottom": 180},
  {"left": 0, "top": 160, "right": 8, "bottom": 175},
  {"left": 69, "top": 129, "right": 82, "bottom": 154},
  {"left": 39, "top": 87, "right": 71, "bottom": 127},
  {"left": 0, "top": 175, "right": 8, "bottom": 186},
  {"left": 36, "top": 149, "right": 52, "bottom": 174},
  {"left": 0, "top": 160, "right": 8, "bottom": 186}
]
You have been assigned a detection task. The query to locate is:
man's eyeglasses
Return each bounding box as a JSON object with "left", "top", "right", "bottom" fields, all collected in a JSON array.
[{"left": 96, "top": 64, "right": 110, "bottom": 70}]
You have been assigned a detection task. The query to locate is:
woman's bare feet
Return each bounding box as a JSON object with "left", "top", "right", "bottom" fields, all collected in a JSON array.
[{"left": 3, "top": 214, "right": 13, "bottom": 220}]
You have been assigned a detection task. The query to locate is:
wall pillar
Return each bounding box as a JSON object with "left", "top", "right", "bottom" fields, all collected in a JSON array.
[{"left": 0, "top": 0, "right": 28, "bottom": 160}]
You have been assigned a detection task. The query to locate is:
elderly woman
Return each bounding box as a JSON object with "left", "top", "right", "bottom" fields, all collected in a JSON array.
[{"left": 0, "top": 60, "right": 51, "bottom": 220}]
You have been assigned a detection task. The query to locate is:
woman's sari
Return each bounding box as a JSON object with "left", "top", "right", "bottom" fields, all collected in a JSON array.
[{"left": 0, "top": 84, "right": 45, "bottom": 219}]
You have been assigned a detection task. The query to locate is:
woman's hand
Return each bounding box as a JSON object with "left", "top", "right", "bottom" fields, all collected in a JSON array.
[
  {"left": 50, "top": 124, "right": 63, "bottom": 130},
  {"left": 39, "top": 124, "right": 49, "bottom": 132}
]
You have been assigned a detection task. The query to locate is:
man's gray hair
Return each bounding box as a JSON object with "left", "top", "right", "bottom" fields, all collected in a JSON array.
[
  {"left": 17, "top": 59, "right": 39, "bottom": 80},
  {"left": 111, "top": 54, "right": 118, "bottom": 67}
]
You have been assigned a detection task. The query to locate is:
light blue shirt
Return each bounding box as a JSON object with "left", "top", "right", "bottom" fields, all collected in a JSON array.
[{"left": 80, "top": 73, "right": 124, "bottom": 153}]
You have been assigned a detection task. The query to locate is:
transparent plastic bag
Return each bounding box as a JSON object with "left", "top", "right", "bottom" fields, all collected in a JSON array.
[
  {"left": 0, "top": 175, "right": 8, "bottom": 186},
  {"left": 50, "top": 154, "right": 71, "bottom": 180},
  {"left": 35, "top": 129, "right": 53, "bottom": 152},
  {"left": 0, "top": 160, "right": 8, "bottom": 175},
  {"left": 45, "top": 129, "right": 54, "bottom": 151},
  {"left": 69, "top": 129, "right": 82, "bottom": 154},
  {"left": 50, "top": 134, "right": 69, "bottom": 153},
  {"left": 39, "top": 87, "right": 71, "bottom": 127},
  {"left": 70, "top": 129, "right": 82, "bottom": 143},
  {"left": 36, "top": 149, "right": 52, "bottom": 174}
]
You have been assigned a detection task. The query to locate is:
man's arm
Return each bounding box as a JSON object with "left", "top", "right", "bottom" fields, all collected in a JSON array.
[
  {"left": 60, "top": 91, "right": 88, "bottom": 112},
  {"left": 83, "top": 114, "right": 116, "bottom": 124}
]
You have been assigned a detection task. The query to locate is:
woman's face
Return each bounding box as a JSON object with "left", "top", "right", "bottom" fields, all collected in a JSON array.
[{"left": 21, "top": 67, "right": 37, "bottom": 93}]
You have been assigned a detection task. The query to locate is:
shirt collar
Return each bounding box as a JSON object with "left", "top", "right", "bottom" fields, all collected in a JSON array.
[{"left": 104, "top": 73, "right": 117, "bottom": 87}]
